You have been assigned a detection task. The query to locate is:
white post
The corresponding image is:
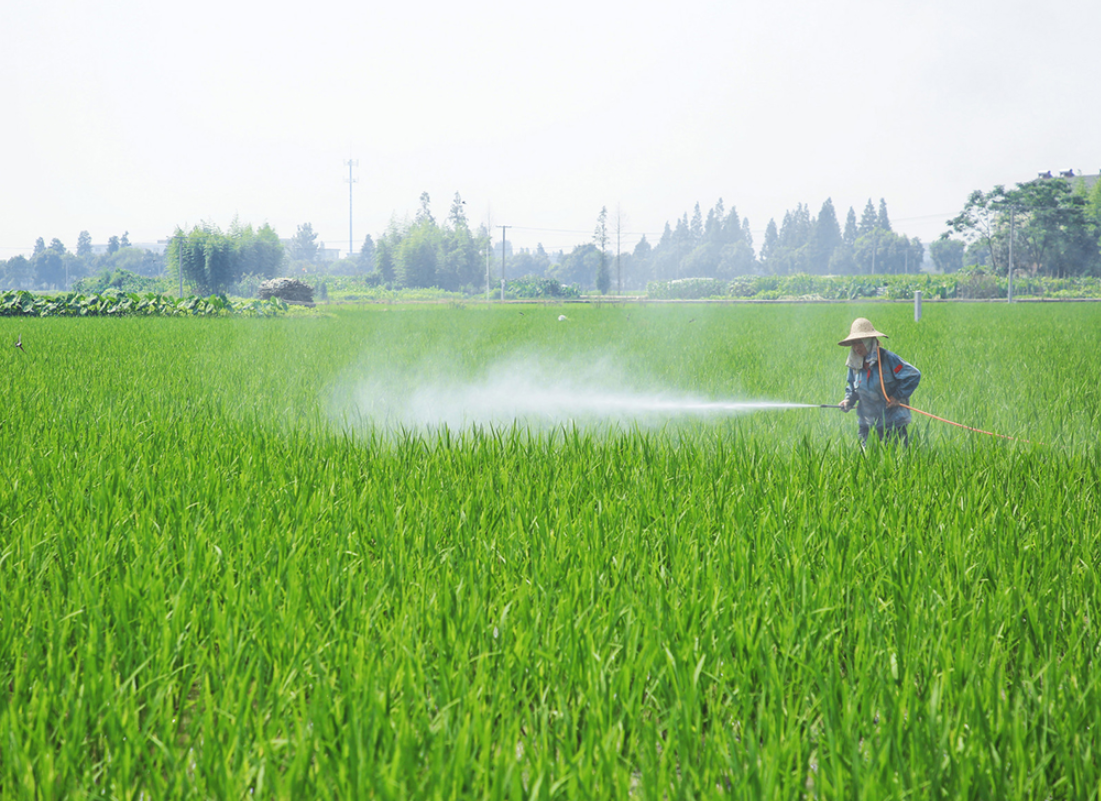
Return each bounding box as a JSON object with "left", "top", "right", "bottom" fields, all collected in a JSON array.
[{"left": 914, "top": 290, "right": 922, "bottom": 322}]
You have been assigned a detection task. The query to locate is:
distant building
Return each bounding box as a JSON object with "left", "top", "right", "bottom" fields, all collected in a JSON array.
[{"left": 1035, "top": 169, "right": 1099, "bottom": 193}]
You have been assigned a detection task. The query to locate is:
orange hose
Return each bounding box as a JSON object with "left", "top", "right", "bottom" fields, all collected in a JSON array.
[{"left": 872, "top": 343, "right": 1035, "bottom": 445}]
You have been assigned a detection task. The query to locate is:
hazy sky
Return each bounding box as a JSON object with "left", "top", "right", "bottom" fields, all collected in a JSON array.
[{"left": 3, "top": 0, "right": 1098, "bottom": 259}]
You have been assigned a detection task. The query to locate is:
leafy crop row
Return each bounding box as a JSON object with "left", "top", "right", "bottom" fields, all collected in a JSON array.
[{"left": 0, "top": 289, "right": 287, "bottom": 317}]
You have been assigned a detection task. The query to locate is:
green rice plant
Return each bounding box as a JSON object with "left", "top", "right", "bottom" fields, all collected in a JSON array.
[{"left": 0, "top": 303, "right": 1098, "bottom": 798}]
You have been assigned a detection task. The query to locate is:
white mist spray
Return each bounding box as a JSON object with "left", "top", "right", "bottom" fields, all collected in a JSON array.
[{"left": 331, "top": 353, "right": 813, "bottom": 432}]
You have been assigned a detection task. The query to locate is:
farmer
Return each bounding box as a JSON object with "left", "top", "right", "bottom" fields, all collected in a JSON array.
[{"left": 838, "top": 318, "right": 921, "bottom": 446}]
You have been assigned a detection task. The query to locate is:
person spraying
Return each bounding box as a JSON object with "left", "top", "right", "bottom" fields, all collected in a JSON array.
[{"left": 837, "top": 318, "right": 920, "bottom": 446}]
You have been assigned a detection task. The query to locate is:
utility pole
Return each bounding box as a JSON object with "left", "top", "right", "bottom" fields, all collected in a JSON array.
[
  {"left": 616, "top": 224, "right": 622, "bottom": 294},
  {"left": 1008, "top": 206, "right": 1015, "bottom": 303},
  {"left": 176, "top": 234, "right": 185, "bottom": 298},
  {"left": 345, "top": 159, "right": 358, "bottom": 259},
  {"left": 498, "top": 225, "right": 510, "bottom": 301}
]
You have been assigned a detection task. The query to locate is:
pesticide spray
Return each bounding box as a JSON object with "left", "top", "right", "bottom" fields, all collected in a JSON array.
[{"left": 333, "top": 355, "right": 827, "bottom": 432}]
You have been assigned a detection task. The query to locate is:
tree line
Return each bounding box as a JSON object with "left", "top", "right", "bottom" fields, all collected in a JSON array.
[
  {"left": 939, "top": 176, "right": 1101, "bottom": 277},
  {"left": 365, "top": 192, "right": 485, "bottom": 292},
  {"left": 0, "top": 231, "right": 165, "bottom": 291},
  {"left": 485, "top": 197, "right": 923, "bottom": 292},
  {"left": 6, "top": 174, "right": 1098, "bottom": 295},
  {"left": 5, "top": 194, "right": 926, "bottom": 295},
  {"left": 167, "top": 222, "right": 283, "bottom": 295}
]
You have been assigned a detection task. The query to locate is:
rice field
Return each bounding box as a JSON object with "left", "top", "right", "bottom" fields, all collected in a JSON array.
[{"left": 1, "top": 302, "right": 1099, "bottom": 799}]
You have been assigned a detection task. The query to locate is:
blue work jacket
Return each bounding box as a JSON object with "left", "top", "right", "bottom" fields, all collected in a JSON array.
[{"left": 845, "top": 348, "right": 921, "bottom": 428}]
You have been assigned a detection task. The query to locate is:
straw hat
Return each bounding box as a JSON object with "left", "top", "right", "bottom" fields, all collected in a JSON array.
[{"left": 838, "top": 318, "right": 888, "bottom": 346}]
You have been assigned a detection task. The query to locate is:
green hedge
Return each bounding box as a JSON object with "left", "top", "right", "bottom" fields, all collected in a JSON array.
[
  {"left": 504, "top": 277, "right": 581, "bottom": 300},
  {"left": 646, "top": 272, "right": 1101, "bottom": 301}
]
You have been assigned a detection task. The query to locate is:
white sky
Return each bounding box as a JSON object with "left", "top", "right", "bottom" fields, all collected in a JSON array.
[{"left": 2, "top": 0, "right": 1098, "bottom": 259}]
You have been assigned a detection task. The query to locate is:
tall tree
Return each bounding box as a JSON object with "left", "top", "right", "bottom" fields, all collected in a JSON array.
[
  {"left": 440, "top": 199, "right": 479, "bottom": 291},
  {"left": 708, "top": 198, "right": 725, "bottom": 243},
  {"left": 33, "top": 237, "right": 46, "bottom": 255},
  {"left": 658, "top": 223, "right": 672, "bottom": 250},
  {"left": 843, "top": 208, "right": 858, "bottom": 248},
  {"left": 719, "top": 204, "right": 741, "bottom": 245},
  {"left": 48, "top": 238, "right": 66, "bottom": 255},
  {"left": 290, "top": 223, "right": 319, "bottom": 263},
  {"left": 533, "top": 243, "right": 552, "bottom": 277},
  {"left": 107, "top": 235, "right": 120, "bottom": 255},
  {"left": 359, "top": 234, "right": 376, "bottom": 272},
  {"left": 77, "top": 230, "right": 92, "bottom": 258},
  {"left": 783, "top": 204, "right": 813, "bottom": 249},
  {"left": 32, "top": 250, "right": 64, "bottom": 288},
  {"left": 1005, "top": 178, "right": 1096, "bottom": 277},
  {"left": 448, "top": 192, "right": 467, "bottom": 228},
  {"left": 704, "top": 207, "right": 719, "bottom": 242},
  {"left": 396, "top": 221, "right": 439, "bottom": 287},
  {"left": 375, "top": 239, "right": 395, "bottom": 284},
  {"left": 854, "top": 229, "right": 911, "bottom": 274},
  {"left": 930, "top": 237, "right": 965, "bottom": 273},
  {"left": 906, "top": 237, "right": 924, "bottom": 273},
  {"left": 810, "top": 198, "right": 842, "bottom": 273},
  {"left": 203, "top": 231, "right": 234, "bottom": 289},
  {"left": 877, "top": 199, "right": 892, "bottom": 232},
  {"left": 689, "top": 203, "right": 703, "bottom": 243},
  {"left": 168, "top": 223, "right": 278, "bottom": 293},
  {"left": 945, "top": 187, "right": 1009, "bottom": 275},
  {"left": 858, "top": 200, "right": 878, "bottom": 237},
  {"left": 1, "top": 255, "right": 33, "bottom": 289},
  {"left": 828, "top": 208, "right": 859, "bottom": 274},
  {"left": 682, "top": 241, "right": 722, "bottom": 278},
  {"left": 236, "top": 223, "right": 284, "bottom": 278},
  {"left": 632, "top": 235, "right": 652, "bottom": 281},
  {"left": 760, "top": 219, "right": 779, "bottom": 267},
  {"left": 416, "top": 191, "right": 435, "bottom": 225},
  {"left": 551, "top": 243, "right": 600, "bottom": 288}
]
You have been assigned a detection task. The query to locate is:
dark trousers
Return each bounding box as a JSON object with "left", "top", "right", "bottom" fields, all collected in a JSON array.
[{"left": 859, "top": 423, "right": 909, "bottom": 447}]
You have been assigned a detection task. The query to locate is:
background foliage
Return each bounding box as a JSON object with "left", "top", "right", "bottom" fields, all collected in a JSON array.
[{"left": 4, "top": 175, "right": 1100, "bottom": 297}]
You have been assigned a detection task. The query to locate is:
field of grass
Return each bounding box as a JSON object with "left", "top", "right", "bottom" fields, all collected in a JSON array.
[{"left": 1, "top": 302, "right": 1099, "bottom": 799}]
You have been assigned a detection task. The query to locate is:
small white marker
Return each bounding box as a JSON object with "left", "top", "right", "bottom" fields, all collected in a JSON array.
[{"left": 14, "top": 334, "right": 23, "bottom": 352}]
